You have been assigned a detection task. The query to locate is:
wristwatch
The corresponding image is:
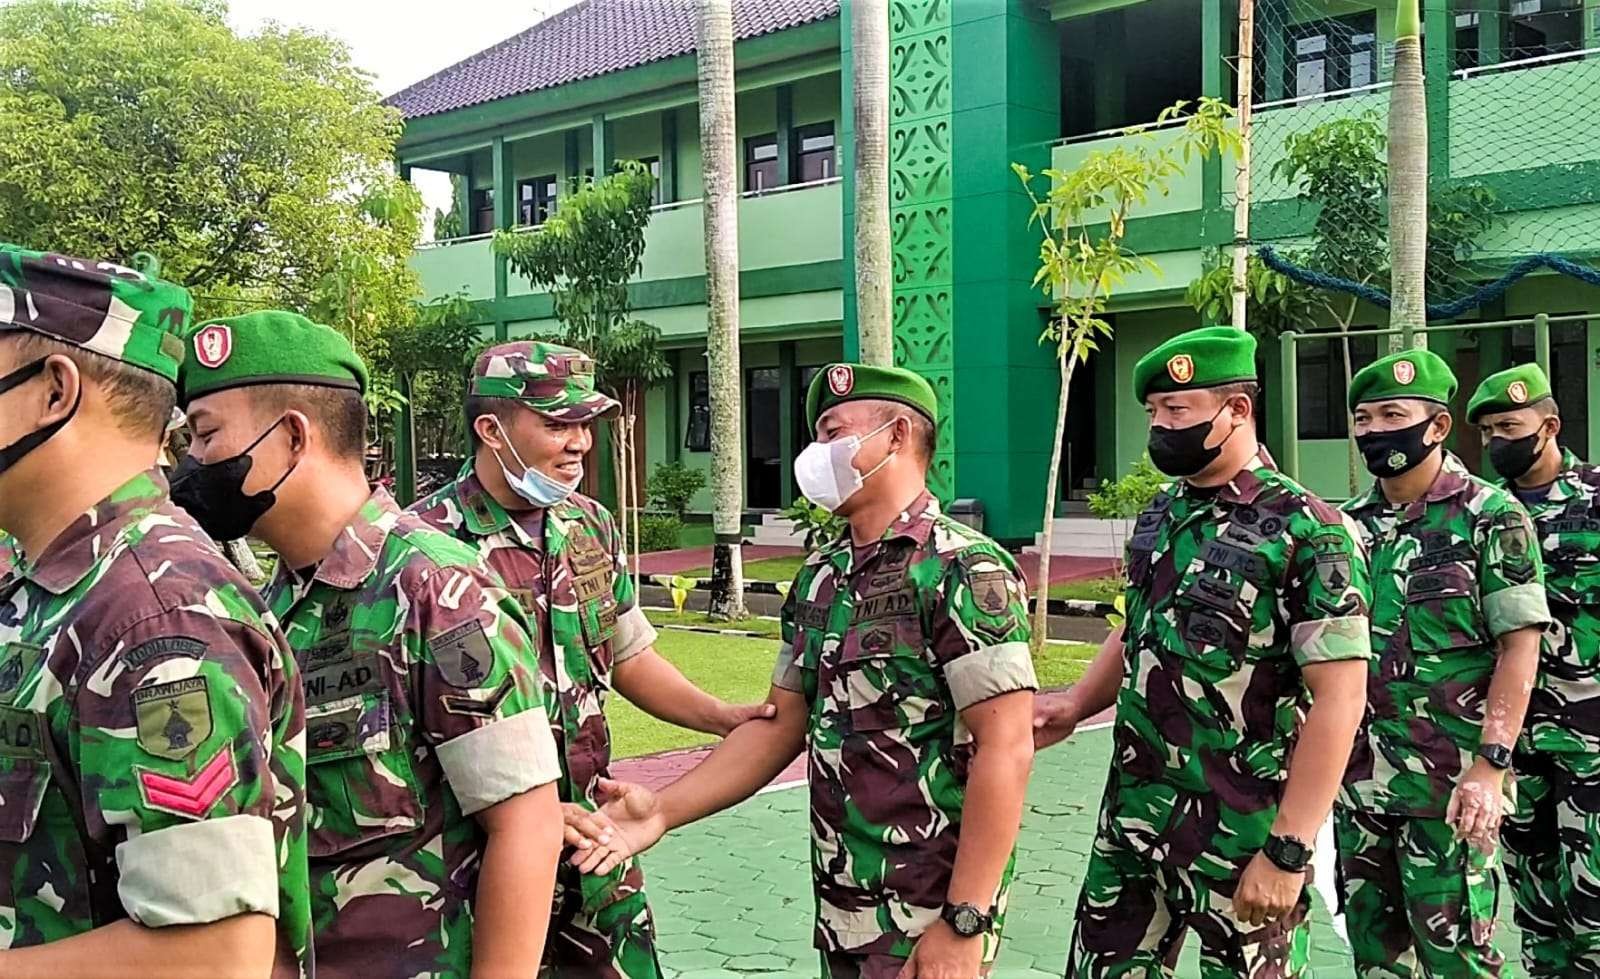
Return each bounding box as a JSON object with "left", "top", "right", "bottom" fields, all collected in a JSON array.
[
  {"left": 940, "top": 902, "right": 996, "bottom": 938},
  {"left": 1478, "top": 742, "right": 1514, "bottom": 770},
  {"left": 1262, "top": 833, "right": 1313, "bottom": 873}
]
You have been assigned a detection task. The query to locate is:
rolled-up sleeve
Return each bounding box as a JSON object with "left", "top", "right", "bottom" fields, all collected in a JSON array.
[
  {"left": 117, "top": 815, "right": 278, "bottom": 926},
  {"left": 612, "top": 605, "right": 657, "bottom": 665},
  {"left": 930, "top": 548, "right": 1038, "bottom": 711},
  {"left": 436, "top": 708, "right": 562, "bottom": 815},
  {"left": 771, "top": 640, "right": 805, "bottom": 692}
]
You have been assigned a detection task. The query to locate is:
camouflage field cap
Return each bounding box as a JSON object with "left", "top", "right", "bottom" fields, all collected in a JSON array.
[
  {"left": 470, "top": 341, "right": 619, "bottom": 422},
  {"left": 1466, "top": 362, "right": 1554, "bottom": 422},
  {"left": 1132, "top": 325, "right": 1258, "bottom": 403},
  {"left": 0, "top": 242, "right": 191, "bottom": 384},
  {"left": 1348, "top": 347, "right": 1457, "bottom": 411}
]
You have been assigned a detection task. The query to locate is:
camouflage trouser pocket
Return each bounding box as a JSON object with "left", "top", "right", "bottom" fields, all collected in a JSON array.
[{"left": 1461, "top": 835, "right": 1501, "bottom": 949}]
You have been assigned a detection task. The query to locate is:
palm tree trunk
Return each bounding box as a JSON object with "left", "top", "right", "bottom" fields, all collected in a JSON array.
[
  {"left": 1388, "top": 0, "right": 1427, "bottom": 350},
  {"left": 852, "top": 0, "right": 893, "bottom": 366},
  {"left": 697, "top": 0, "right": 747, "bottom": 619},
  {"left": 1032, "top": 339, "right": 1081, "bottom": 657}
]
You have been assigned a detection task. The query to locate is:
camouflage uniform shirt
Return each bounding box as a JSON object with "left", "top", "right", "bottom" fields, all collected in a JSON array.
[
  {"left": 1502, "top": 449, "right": 1600, "bottom": 755},
  {"left": 1341, "top": 452, "right": 1553, "bottom": 816},
  {"left": 411, "top": 468, "right": 657, "bottom": 804},
  {"left": 265, "top": 488, "right": 560, "bottom": 978},
  {"left": 1107, "top": 455, "right": 1372, "bottom": 879},
  {"left": 0, "top": 471, "right": 310, "bottom": 976},
  {"left": 772, "top": 492, "right": 1037, "bottom": 958}
]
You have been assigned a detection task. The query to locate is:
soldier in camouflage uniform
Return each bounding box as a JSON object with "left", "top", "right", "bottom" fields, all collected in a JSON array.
[
  {"left": 411, "top": 340, "right": 771, "bottom": 978},
  {"left": 175, "top": 310, "right": 563, "bottom": 978},
  {"left": 0, "top": 245, "right": 310, "bottom": 976},
  {"left": 1468, "top": 363, "right": 1600, "bottom": 977},
  {"left": 1339, "top": 349, "right": 1550, "bottom": 978},
  {"left": 1034, "top": 327, "right": 1373, "bottom": 978},
  {"left": 570, "top": 364, "right": 1039, "bottom": 979}
]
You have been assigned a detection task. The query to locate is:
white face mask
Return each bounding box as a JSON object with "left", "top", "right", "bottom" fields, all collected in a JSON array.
[{"left": 794, "top": 420, "right": 896, "bottom": 512}]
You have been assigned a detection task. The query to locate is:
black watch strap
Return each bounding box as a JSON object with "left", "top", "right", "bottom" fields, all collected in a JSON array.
[
  {"left": 1263, "top": 833, "right": 1312, "bottom": 873},
  {"left": 1478, "top": 742, "right": 1513, "bottom": 770},
  {"left": 940, "top": 902, "right": 996, "bottom": 937}
]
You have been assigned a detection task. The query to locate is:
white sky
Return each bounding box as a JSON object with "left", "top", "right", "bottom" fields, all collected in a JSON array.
[{"left": 226, "top": 0, "right": 585, "bottom": 223}]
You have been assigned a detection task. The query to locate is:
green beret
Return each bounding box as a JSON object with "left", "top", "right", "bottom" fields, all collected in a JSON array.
[
  {"left": 470, "top": 340, "right": 619, "bottom": 422},
  {"left": 1466, "top": 363, "right": 1553, "bottom": 423},
  {"left": 0, "top": 242, "right": 192, "bottom": 383},
  {"left": 178, "top": 310, "right": 368, "bottom": 407},
  {"left": 1133, "top": 326, "right": 1258, "bottom": 403},
  {"left": 805, "top": 363, "right": 937, "bottom": 431},
  {"left": 1348, "top": 348, "right": 1457, "bottom": 411}
]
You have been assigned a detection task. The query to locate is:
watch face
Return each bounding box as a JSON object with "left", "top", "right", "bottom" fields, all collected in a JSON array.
[
  {"left": 1280, "top": 839, "right": 1308, "bottom": 864},
  {"left": 953, "top": 907, "right": 982, "bottom": 935}
]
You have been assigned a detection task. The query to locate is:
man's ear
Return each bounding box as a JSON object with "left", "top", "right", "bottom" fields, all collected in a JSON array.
[
  {"left": 474, "top": 413, "right": 505, "bottom": 451},
  {"left": 1431, "top": 411, "right": 1454, "bottom": 444},
  {"left": 40, "top": 354, "right": 83, "bottom": 426},
  {"left": 282, "top": 410, "right": 313, "bottom": 456}
]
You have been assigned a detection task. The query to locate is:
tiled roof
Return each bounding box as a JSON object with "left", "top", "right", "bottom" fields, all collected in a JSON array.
[{"left": 386, "top": 0, "right": 840, "bottom": 120}]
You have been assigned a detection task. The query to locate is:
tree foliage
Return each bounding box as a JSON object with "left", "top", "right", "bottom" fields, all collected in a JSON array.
[
  {"left": 1016, "top": 97, "right": 1239, "bottom": 657},
  {"left": 0, "top": 0, "right": 419, "bottom": 324}
]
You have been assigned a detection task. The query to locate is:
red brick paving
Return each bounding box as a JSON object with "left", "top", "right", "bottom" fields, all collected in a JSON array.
[{"left": 635, "top": 544, "right": 803, "bottom": 577}]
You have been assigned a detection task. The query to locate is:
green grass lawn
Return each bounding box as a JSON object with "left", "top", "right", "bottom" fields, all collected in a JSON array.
[
  {"left": 678, "top": 554, "right": 806, "bottom": 582},
  {"left": 609, "top": 625, "right": 1097, "bottom": 759},
  {"left": 1047, "top": 575, "right": 1123, "bottom": 604}
]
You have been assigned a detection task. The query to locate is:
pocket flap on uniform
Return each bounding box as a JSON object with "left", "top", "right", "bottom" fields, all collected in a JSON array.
[{"left": 306, "top": 693, "right": 392, "bottom": 764}]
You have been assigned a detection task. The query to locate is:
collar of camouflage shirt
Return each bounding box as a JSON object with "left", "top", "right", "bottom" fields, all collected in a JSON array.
[
  {"left": 1498, "top": 447, "right": 1584, "bottom": 500},
  {"left": 301, "top": 486, "right": 401, "bottom": 590},
  {"left": 25, "top": 468, "right": 168, "bottom": 595},
  {"left": 1351, "top": 449, "right": 1474, "bottom": 519},
  {"left": 819, "top": 489, "right": 939, "bottom": 568},
  {"left": 1175, "top": 453, "right": 1274, "bottom": 508},
  {"left": 454, "top": 465, "right": 575, "bottom": 550}
]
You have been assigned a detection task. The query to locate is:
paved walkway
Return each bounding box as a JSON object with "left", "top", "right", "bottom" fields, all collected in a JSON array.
[{"left": 633, "top": 726, "right": 1526, "bottom": 978}]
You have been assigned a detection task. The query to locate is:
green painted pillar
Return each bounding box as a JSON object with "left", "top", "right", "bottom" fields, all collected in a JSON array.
[
  {"left": 1424, "top": 0, "right": 1451, "bottom": 182},
  {"left": 1263, "top": 4, "right": 1286, "bottom": 102},
  {"left": 1588, "top": 0, "right": 1600, "bottom": 48},
  {"left": 660, "top": 111, "right": 678, "bottom": 204},
  {"left": 455, "top": 167, "right": 472, "bottom": 237},
  {"left": 592, "top": 112, "right": 610, "bottom": 176},
  {"left": 839, "top": 0, "right": 859, "bottom": 360},
  {"left": 564, "top": 130, "right": 581, "bottom": 189},
  {"left": 1093, "top": 12, "right": 1126, "bottom": 127},
  {"left": 1480, "top": 2, "right": 1505, "bottom": 68},
  {"left": 394, "top": 371, "right": 417, "bottom": 506},
  {"left": 775, "top": 85, "right": 794, "bottom": 187},
  {"left": 778, "top": 341, "right": 797, "bottom": 506},
  {"left": 882, "top": 0, "right": 1059, "bottom": 540},
  {"left": 1201, "top": 0, "right": 1225, "bottom": 212},
  {"left": 665, "top": 349, "right": 683, "bottom": 464},
  {"left": 492, "top": 135, "right": 512, "bottom": 299}
]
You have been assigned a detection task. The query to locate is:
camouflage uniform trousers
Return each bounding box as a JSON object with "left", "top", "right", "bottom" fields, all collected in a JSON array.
[
  {"left": 1335, "top": 806, "right": 1504, "bottom": 978},
  {"left": 542, "top": 860, "right": 662, "bottom": 978},
  {"left": 1066, "top": 829, "right": 1311, "bottom": 978},
  {"left": 1502, "top": 747, "right": 1600, "bottom": 978}
]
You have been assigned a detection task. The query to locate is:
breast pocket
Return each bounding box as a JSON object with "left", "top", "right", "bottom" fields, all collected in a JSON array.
[
  {"left": 1404, "top": 565, "right": 1485, "bottom": 653},
  {"left": 304, "top": 692, "right": 424, "bottom": 858},
  {"left": 1173, "top": 573, "right": 1252, "bottom": 676},
  {"left": 0, "top": 707, "right": 51, "bottom": 844},
  {"left": 836, "top": 617, "right": 946, "bottom": 734}
]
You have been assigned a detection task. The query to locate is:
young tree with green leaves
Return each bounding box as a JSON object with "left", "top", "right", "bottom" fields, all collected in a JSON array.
[
  {"left": 1015, "top": 99, "right": 1238, "bottom": 655},
  {"left": 496, "top": 162, "right": 670, "bottom": 579}
]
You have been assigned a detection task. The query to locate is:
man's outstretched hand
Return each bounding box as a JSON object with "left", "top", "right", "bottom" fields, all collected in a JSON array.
[{"left": 566, "top": 778, "right": 669, "bottom": 875}]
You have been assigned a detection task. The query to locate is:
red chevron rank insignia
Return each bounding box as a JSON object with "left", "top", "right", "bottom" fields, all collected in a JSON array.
[{"left": 136, "top": 749, "right": 236, "bottom": 820}]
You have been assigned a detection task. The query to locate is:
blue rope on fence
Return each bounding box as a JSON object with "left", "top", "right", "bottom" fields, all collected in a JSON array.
[{"left": 1257, "top": 245, "right": 1600, "bottom": 321}]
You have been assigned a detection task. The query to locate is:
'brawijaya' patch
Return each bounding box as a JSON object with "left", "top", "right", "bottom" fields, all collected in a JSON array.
[
  {"left": 133, "top": 676, "right": 213, "bottom": 761},
  {"left": 430, "top": 621, "right": 494, "bottom": 688}
]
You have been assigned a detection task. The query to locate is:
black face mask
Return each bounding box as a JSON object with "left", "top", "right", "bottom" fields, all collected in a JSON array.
[
  {"left": 1488, "top": 429, "right": 1549, "bottom": 482},
  {"left": 170, "top": 417, "right": 295, "bottom": 542},
  {"left": 0, "top": 358, "right": 81, "bottom": 477},
  {"left": 1148, "top": 404, "right": 1234, "bottom": 478},
  {"left": 1356, "top": 417, "right": 1440, "bottom": 478}
]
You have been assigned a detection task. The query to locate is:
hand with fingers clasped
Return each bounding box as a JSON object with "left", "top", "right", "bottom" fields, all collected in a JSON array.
[{"left": 565, "top": 778, "right": 668, "bottom": 875}]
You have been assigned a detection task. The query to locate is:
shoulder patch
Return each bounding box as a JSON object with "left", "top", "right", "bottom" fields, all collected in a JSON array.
[
  {"left": 133, "top": 677, "right": 212, "bottom": 761},
  {"left": 137, "top": 748, "right": 237, "bottom": 820},
  {"left": 430, "top": 620, "right": 494, "bottom": 688},
  {"left": 970, "top": 570, "right": 1013, "bottom": 616},
  {"left": 1495, "top": 514, "right": 1537, "bottom": 585},
  {"left": 122, "top": 636, "right": 206, "bottom": 671}
]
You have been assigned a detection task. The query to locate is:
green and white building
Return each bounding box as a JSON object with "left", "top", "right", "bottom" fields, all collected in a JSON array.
[{"left": 391, "top": 0, "right": 1600, "bottom": 546}]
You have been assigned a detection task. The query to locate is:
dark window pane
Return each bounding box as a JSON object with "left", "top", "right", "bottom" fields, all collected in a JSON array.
[
  {"left": 640, "top": 157, "right": 662, "bottom": 204},
  {"left": 745, "top": 135, "right": 779, "bottom": 191},
  {"left": 471, "top": 188, "right": 495, "bottom": 234},
  {"left": 1297, "top": 334, "right": 1379, "bottom": 439},
  {"left": 1286, "top": 13, "right": 1378, "bottom": 100},
  {"left": 1506, "top": 0, "right": 1584, "bottom": 61},
  {"left": 516, "top": 175, "right": 557, "bottom": 226},
  {"left": 685, "top": 371, "right": 711, "bottom": 452},
  {"left": 793, "top": 123, "right": 836, "bottom": 183}
]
